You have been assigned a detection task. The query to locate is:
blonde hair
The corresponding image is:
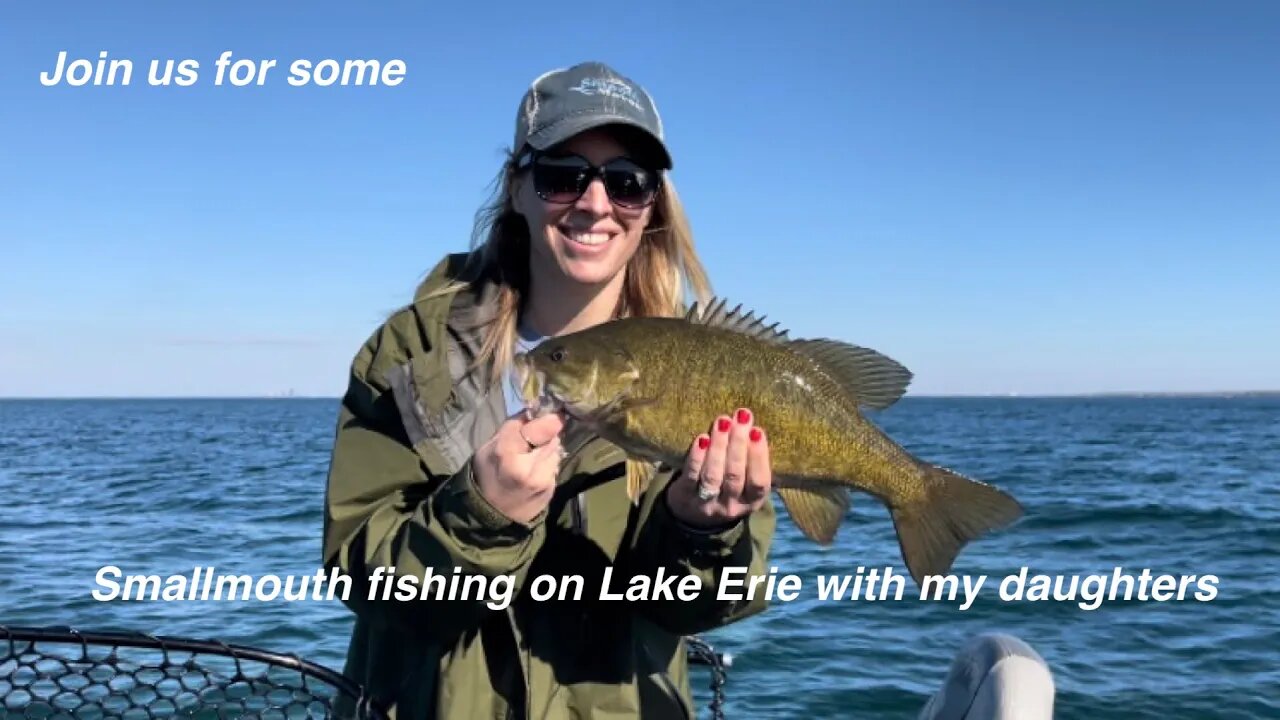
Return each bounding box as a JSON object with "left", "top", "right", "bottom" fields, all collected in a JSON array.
[{"left": 432, "top": 146, "right": 712, "bottom": 388}]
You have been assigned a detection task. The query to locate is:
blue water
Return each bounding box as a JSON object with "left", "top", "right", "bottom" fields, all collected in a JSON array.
[{"left": 1, "top": 398, "right": 1277, "bottom": 719}]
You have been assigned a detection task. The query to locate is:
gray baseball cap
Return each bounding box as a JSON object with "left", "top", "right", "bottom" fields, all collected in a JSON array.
[{"left": 513, "top": 61, "right": 672, "bottom": 170}]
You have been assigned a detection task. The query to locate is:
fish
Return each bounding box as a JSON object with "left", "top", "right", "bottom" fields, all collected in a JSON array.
[{"left": 512, "top": 298, "right": 1024, "bottom": 586}]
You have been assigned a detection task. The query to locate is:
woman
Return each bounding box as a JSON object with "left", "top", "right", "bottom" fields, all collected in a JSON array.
[
  {"left": 323, "top": 60, "right": 1056, "bottom": 720},
  {"left": 322, "top": 61, "right": 776, "bottom": 720}
]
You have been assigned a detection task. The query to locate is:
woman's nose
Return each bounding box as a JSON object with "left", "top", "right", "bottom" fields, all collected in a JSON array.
[{"left": 574, "top": 176, "right": 612, "bottom": 216}]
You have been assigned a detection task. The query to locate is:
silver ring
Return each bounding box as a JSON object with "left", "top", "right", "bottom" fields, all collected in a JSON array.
[
  {"left": 696, "top": 482, "right": 717, "bottom": 501},
  {"left": 518, "top": 426, "right": 539, "bottom": 451}
]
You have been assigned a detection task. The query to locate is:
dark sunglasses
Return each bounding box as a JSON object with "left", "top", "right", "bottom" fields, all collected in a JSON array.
[{"left": 516, "top": 150, "right": 662, "bottom": 209}]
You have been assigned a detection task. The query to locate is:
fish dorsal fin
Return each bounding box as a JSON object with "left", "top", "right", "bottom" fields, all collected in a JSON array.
[
  {"left": 788, "top": 338, "right": 913, "bottom": 410},
  {"left": 685, "top": 297, "right": 790, "bottom": 344}
]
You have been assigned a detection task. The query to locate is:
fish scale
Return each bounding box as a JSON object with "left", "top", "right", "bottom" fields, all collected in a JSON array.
[
  {"left": 516, "top": 299, "right": 1024, "bottom": 586},
  {"left": 627, "top": 320, "right": 923, "bottom": 501}
]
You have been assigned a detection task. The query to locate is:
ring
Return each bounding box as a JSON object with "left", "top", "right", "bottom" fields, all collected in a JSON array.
[
  {"left": 518, "top": 426, "right": 539, "bottom": 451},
  {"left": 696, "top": 482, "right": 717, "bottom": 501}
]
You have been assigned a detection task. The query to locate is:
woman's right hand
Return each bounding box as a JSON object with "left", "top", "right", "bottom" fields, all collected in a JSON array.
[{"left": 473, "top": 410, "right": 567, "bottom": 524}]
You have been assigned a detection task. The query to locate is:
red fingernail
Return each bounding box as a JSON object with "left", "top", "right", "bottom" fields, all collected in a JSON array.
[
  {"left": 697, "top": 436, "right": 710, "bottom": 450},
  {"left": 717, "top": 418, "right": 731, "bottom": 433},
  {"left": 750, "top": 427, "right": 763, "bottom": 443},
  {"left": 737, "top": 409, "right": 751, "bottom": 424}
]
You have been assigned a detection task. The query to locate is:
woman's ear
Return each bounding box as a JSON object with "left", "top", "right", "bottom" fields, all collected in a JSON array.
[{"left": 509, "top": 172, "right": 532, "bottom": 219}]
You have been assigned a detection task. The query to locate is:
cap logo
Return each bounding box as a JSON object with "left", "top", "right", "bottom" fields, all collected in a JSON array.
[{"left": 568, "top": 77, "right": 645, "bottom": 114}]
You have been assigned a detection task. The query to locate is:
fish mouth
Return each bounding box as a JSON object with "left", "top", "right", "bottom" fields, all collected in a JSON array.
[
  {"left": 513, "top": 353, "right": 575, "bottom": 418},
  {"left": 529, "top": 382, "right": 582, "bottom": 420}
]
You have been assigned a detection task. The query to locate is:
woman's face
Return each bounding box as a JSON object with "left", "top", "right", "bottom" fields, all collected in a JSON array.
[{"left": 513, "top": 128, "right": 656, "bottom": 290}]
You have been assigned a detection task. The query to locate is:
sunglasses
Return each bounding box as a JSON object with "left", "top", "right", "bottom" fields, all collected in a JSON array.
[{"left": 516, "top": 151, "right": 662, "bottom": 209}]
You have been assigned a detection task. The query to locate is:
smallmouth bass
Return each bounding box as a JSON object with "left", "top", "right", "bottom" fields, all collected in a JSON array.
[{"left": 515, "top": 299, "right": 1023, "bottom": 586}]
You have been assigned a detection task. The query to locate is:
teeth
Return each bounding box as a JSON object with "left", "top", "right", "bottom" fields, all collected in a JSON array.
[{"left": 566, "top": 230, "right": 609, "bottom": 246}]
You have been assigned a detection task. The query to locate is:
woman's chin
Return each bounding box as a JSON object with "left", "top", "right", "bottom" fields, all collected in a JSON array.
[{"left": 557, "top": 256, "right": 623, "bottom": 286}]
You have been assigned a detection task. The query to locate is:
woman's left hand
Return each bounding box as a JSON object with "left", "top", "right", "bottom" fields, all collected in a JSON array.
[{"left": 666, "top": 408, "right": 772, "bottom": 528}]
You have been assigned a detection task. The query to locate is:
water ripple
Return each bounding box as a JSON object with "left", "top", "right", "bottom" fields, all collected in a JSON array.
[{"left": 1, "top": 397, "right": 1277, "bottom": 719}]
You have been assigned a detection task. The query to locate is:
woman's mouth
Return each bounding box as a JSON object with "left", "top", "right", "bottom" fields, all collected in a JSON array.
[{"left": 559, "top": 227, "right": 613, "bottom": 249}]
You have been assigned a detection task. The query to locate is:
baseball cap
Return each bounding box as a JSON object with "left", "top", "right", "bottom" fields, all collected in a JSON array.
[{"left": 513, "top": 61, "right": 672, "bottom": 170}]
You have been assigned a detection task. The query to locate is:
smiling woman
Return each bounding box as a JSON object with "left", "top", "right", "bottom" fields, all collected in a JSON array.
[
  {"left": 321, "top": 61, "right": 775, "bottom": 720},
  {"left": 319, "top": 60, "right": 1054, "bottom": 720}
]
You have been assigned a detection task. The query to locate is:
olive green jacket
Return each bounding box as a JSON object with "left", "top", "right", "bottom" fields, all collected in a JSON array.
[{"left": 322, "top": 253, "right": 777, "bottom": 719}]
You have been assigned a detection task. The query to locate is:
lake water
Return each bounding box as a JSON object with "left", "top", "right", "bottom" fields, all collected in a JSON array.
[{"left": 1, "top": 397, "right": 1276, "bottom": 719}]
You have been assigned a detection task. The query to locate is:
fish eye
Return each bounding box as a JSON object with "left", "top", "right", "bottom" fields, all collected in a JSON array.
[{"left": 549, "top": 348, "right": 568, "bottom": 363}]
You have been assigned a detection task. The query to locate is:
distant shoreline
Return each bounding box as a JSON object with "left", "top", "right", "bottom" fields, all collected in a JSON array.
[{"left": 3, "top": 392, "right": 1278, "bottom": 401}]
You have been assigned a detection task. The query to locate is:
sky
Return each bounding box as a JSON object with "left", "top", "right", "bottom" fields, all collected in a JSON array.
[{"left": 1, "top": 1, "right": 1277, "bottom": 397}]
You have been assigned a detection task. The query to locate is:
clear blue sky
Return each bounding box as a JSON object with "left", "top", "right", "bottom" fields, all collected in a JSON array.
[{"left": 2, "top": 1, "right": 1277, "bottom": 397}]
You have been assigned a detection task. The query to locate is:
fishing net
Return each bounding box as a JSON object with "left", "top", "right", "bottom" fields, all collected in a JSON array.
[
  {"left": 685, "top": 635, "right": 731, "bottom": 720},
  {"left": 0, "top": 626, "right": 386, "bottom": 720},
  {"left": 1, "top": 626, "right": 732, "bottom": 720}
]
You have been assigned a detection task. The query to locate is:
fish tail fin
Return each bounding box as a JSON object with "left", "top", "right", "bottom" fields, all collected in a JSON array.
[{"left": 890, "top": 465, "right": 1023, "bottom": 586}]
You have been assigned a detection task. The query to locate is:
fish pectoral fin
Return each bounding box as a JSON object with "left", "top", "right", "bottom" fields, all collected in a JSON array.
[
  {"left": 625, "top": 458, "right": 658, "bottom": 505},
  {"left": 787, "top": 339, "right": 913, "bottom": 410},
  {"left": 775, "top": 486, "right": 850, "bottom": 545}
]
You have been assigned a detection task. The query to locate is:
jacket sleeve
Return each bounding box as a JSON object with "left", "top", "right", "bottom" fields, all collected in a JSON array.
[
  {"left": 615, "top": 468, "right": 777, "bottom": 636},
  {"left": 321, "top": 325, "right": 547, "bottom": 637}
]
